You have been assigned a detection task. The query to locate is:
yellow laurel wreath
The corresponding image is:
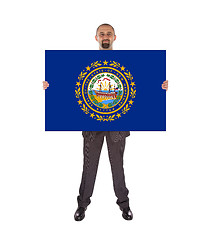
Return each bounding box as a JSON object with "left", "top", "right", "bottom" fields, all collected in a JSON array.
[
  {"left": 130, "top": 88, "right": 136, "bottom": 98},
  {"left": 78, "top": 71, "right": 87, "bottom": 81},
  {"left": 90, "top": 61, "right": 102, "bottom": 68},
  {"left": 124, "top": 71, "right": 133, "bottom": 81},
  {"left": 96, "top": 114, "right": 103, "bottom": 121},
  {"left": 107, "top": 115, "right": 115, "bottom": 121},
  {"left": 122, "top": 104, "right": 130, "bottom": 114},
  {"left": 75, "top": 88, "right": 81, "bottom": 98},
  {"left": 81, "top": 104, "right": 89, "bottom": 114},
  {"left": 109, "top": 61, "right": 120, "bottom": 68},
  {"left": 96, "top": 114, "right": 116, "bottom": 121}
]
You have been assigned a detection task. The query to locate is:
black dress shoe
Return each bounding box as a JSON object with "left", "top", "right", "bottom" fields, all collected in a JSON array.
[
  {"left": 121, "top": 207, "right": 133, "bottom": 220},
  {"left": 74, "top": 207, "right": 86, "bottom": 221}
]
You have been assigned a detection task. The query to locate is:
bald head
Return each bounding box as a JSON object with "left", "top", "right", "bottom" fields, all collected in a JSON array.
[
  {"left": 95, "top": 24, "right": 116, "bottom": 50},
  {"left": 96, "top": 23, "right": 115, "bottom": 36}
]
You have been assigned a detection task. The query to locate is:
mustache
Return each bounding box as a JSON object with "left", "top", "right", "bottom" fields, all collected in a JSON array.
[{"left": 102, "top": 39, "right": 110, "bottom": 42}]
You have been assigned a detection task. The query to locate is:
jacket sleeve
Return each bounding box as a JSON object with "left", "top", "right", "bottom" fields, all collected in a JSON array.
[{"left": 120, "top": 131, "right": 130, "bottom": 138}]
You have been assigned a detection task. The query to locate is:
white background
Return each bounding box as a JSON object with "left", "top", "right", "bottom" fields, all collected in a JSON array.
[{"left": 0, "top": 0, "right": 211, "bottom": 239}]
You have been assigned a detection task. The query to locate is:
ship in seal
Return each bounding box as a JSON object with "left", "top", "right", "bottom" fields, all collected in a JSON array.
[{"left": 94, "top": 81, "right": 118, "bottom": 100}]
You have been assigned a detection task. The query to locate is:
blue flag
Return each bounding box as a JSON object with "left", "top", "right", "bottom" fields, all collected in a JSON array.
[{"left": 45, "top": 50, "right": 166, "bottom": 131}]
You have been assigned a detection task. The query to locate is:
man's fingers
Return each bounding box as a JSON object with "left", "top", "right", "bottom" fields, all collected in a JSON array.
[
  {"left": 161, "top": 83, "right": 168, "bottom": 90},
  {"left": 43, "top": 81, "right": 49, "bottom": 85},
  {"left": 43, "top": 81, "right": 49, "bottom": 90}
]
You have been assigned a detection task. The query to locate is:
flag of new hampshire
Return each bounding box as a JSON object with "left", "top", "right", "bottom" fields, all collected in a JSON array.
[{"left": 45, "top": 50, "right": 166, "bottom": 131}]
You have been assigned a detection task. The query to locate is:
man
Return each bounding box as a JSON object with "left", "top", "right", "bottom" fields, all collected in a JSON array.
[{"left": 43, "top": 23, "right": 168, "bottom": 221}]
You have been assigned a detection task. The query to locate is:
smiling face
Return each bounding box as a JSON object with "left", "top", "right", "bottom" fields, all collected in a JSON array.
[{"left": 95, "top": 25, "right": 116, "bottom": 50}]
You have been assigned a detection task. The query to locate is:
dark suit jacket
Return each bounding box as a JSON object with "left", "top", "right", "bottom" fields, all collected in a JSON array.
[{"left": 82, "top": 131, "right": 130, "bottom": 142}]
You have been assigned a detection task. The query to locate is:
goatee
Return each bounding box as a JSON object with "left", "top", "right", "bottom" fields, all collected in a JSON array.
[
  {"left": 102, "top": 43, "right": 110, "bottom": 49},
  {"left": 102, "top": 40, "right": 110, "bottom": 49}
]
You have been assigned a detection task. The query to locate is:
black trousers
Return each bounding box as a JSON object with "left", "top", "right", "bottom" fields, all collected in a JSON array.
[{"left": 77, "top": 131, "right": 129, "bottom": 209}]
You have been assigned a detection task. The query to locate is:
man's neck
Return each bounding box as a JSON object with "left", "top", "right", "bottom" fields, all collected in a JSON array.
[{"left": 99, "top": 47, "right": 113, "bottom": 50}]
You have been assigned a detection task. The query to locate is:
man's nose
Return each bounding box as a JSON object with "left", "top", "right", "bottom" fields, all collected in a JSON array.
[{"left": 103, "top": 34, "right": 109, "bottom": 39}]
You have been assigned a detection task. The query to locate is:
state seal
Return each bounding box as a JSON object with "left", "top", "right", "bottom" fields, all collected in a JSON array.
[{"left": 75, "top": 60, "right": 136, "bottom": 121}]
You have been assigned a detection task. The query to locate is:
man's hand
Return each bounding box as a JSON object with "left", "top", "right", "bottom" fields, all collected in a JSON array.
[
  {"left": 43, "top": 81, "right": 49, "bottom": 90},
  {"left": 162, "top": 80, "right": 168, "bottom": 91}
]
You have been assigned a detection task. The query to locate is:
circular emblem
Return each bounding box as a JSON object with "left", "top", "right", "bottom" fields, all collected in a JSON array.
[{"left": 75, "top": 60, "right": 136, "bottom": 121}]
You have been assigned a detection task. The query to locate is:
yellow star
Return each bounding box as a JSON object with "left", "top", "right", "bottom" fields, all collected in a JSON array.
[
  {"left": 90, "top": 113, "right": 95, "bottom": 118},
  {"left": 103, "top": 60, "right": 108, "bottom": 65},
  {"left": 76, "top": 82, "right": 81, "bottom": 87},
  {"left": 117, "top": 113, "right": 121, "bottom": 118},
  {"left": 121, "top": 66, "right": 125, "bottom": 71},
  {"left": 86, "top": 66, "right": 90, "bottom": 71},
  {"left": 130, "top": 82, "right": 135, "bottom": 87},
  {"left": 78, "top": 100, "right": 82, "bottom": 105},
  {"left": 129, "top": 100, "right": 134, "bottom": 105}
]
